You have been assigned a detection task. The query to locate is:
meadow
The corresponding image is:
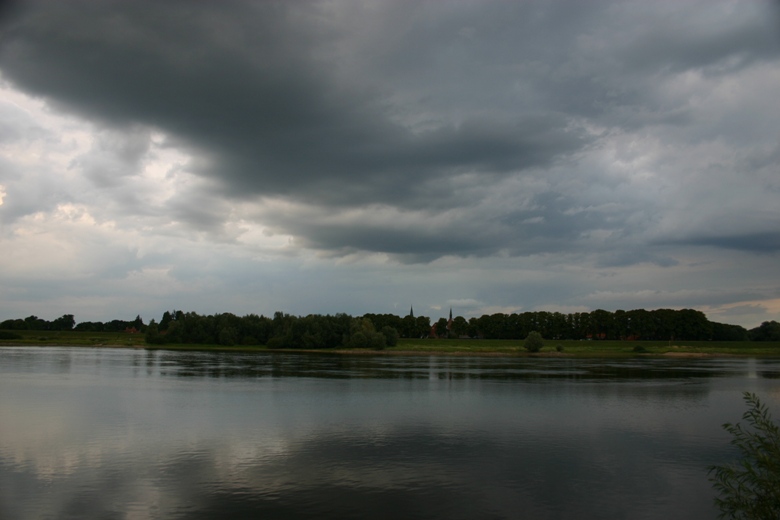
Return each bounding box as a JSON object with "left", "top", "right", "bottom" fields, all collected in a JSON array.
[{"left": 1, "top": 330, "right": 779, "bottom": 356}]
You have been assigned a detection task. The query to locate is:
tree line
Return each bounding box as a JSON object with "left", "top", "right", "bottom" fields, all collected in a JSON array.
[
  {"left": 0, "top": 314, "right": 77, "bottom": 331},
  {"left": 2, "top": 309, "right": 779, "bottom": 346},
  {"left": 0, "top": 314, "right": 143, "bottom": 333},
  {"left": 143, "top": 311, "right": 401, "bottom": 348}
]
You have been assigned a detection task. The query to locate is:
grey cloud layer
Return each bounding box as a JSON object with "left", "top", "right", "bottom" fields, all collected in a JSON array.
[{"left": 1, "top": 0, "right": 779, "bottom": 262}]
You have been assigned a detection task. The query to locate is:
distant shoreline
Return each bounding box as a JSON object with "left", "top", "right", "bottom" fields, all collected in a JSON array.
[
  {"left": 2, "top": 342, "right": 778, "bottom": 358},
  {"left": 3, "top": 331, "right": 779, "bottom": 357}
]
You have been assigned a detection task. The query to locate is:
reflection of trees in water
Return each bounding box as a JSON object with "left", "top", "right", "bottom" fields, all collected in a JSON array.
[
  {"left": 148, "top": 351, "right": 761, "bottom": 388},
  {"left": 4, "top": 347, "right": 774, "bottom": 520},
  {"left": 756, "top": 359, "right": 780, "bottom": 380}
]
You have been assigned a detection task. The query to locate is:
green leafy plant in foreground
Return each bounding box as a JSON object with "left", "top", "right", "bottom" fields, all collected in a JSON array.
[{"left": 709, "top": 392, "right": 780, "bottom": 519}]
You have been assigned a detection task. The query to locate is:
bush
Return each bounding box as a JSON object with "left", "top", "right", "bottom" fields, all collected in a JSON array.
[
  {"left": 709, "top": 392, "right": 780, "bottom": 519},
  {"left": 144, "top": 322, "right": 165, "bottom": 344},
  {"left": 556, "top": 344, "right": 564, "bottom": 352},
  {"left": 347, "top": 330, "right": 386, "bottom": 349},
  {"left": 633, "top": 345, "right": 648, "bottom": 353},
  {"left": 368, "top": 332, "right": 386, "bottom": 350},
  {"left": 0, "top": 331, "right": 22, "bottom": 340},
  {"left": 381, "top": 326, "right": 399, "bottom": 347},
  {"left": 524, "top": 331, "right": 544, "bottom": 353},
  {"left": 348, "top": 331, "right": 368, "bottom": 348}
]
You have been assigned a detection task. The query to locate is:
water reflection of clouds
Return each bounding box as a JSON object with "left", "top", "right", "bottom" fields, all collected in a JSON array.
[
  {"left": 2, "top": 420, "right": 722, "bottom": 519},
  {"left": 3, "top": 348, "right": 780, "bottom": 519}
]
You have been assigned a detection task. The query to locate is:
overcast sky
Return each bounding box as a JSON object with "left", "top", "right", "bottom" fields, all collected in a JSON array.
[{"left": 1, "top": 0, "right": 779, "bottom": 328}]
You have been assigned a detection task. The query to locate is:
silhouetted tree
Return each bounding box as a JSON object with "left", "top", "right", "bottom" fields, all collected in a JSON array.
[{"left": 750, "top": 321, "right": 780, "bottom": 342}]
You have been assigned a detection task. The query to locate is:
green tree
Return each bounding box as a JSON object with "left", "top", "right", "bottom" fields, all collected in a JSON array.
[
  {"left": 749, "top": 321, "right": 780, "bottom": 342},
  {"left": 712, "top": 322, "right": 749, "bottom": 341},
  {"left": 159, "top": 311, "right": 173, "bottom": 331},
  {"left": 51, "top": 314, "right": 75, "bottom": 331},
  {"left": 400, "top": 315, "right": 416, "bottom": 338},
  {"left": 709, "top": 392, "right": 780, "bottom": 519},
  {"left": 467, "top": 317, "right": 479, "bottom": 338},
  {"left": 132, "top": 314, "right": 144, "bottom": 331},
  {"left": 524, "top": 331, "right": 544, "bottom": 353},
  {"left": 435, "top": 317, "right": 449, "bottom": 338},
  {"left": 451, "top": 316, "right": 468, "bottom": 338},
  {"left": 218, "top": 327, "right": 238, "bottom": 346},
  {"left": 589, "top": 309, "right": 613, "bottom": 339},
  {"left": 24, "top": 315, "right": 47, "bottom": 330},
  {"left": 1, "top": 318, "right": 27, "bottom": 330},
  {"left": 165, "top": 320, "right": 184, "bottom": 343},
  {"left": 144, "top": 320, "right": 164, "bottom": 344},
  {"left": 380, "top": 326, "right": 398, "bottom": 347},
  {"left": 346, "top": 318, "right": 386, "bottom": 349},
  {"left": 414, "top": 316, "right": 431, "bottom": 338},
  {"left": 348, "top": 331, "right": 369, "bottom": 348},
  {"left": 74, "top": 321, "right": 104, "bottom": 332}
]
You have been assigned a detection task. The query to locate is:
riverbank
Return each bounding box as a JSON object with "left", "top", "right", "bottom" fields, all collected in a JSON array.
[{"left": 2, "top": 331, "right": 779, "bottom": 357}]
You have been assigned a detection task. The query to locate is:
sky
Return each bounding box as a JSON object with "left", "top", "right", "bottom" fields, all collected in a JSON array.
[{"left": 0, "top": 0, "right": 779, "bottom": 328}]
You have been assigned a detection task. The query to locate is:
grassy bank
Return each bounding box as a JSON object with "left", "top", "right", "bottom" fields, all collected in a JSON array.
[
  {"left": 1, "top": 330, "right": 780, "bottom": 356},
  {"left": 0, "top": 330, "right": 147, "bottom": 347}
]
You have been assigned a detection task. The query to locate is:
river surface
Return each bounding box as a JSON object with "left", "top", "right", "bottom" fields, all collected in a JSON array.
[{"left": 1, "top": 347, "right": 779, "bottom": 519}]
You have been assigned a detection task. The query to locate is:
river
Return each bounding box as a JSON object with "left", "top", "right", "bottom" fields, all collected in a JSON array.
[{"left": 1, "top": 347, "right": 779, "bottom": 519}]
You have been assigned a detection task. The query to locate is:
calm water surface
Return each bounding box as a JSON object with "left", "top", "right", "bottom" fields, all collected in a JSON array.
[{"left": 1, "top": 347, "right": 779, "bottom": 519}]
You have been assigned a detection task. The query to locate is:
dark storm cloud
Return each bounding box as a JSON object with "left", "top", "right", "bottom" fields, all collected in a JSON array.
[
  {"left": 1, "top": 0, "right": 778, "bottom": 262},
  {"left": 0, "top": 1, "right": 583, "bottom": 203},
  {"left": 295, "top": 223, "right": 486, "bottom": 258},
  {"left": 208, "top": 112, "right": 586, "bottom": 206},
  {"left": 618, "top": 4, "right": 780, "bottom": 75},
  {"left": 595, "top": 250, "right": 679, "bottom": 269},
  {"left": 667, "top": 231, "right": 780, "bottom": 254},
  {"left": 264, "top": 187, "right": 642, "bottom": 262}
]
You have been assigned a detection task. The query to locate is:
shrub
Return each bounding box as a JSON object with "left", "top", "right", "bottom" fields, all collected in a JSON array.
[
  {"left": 556, "top": 344, "right": 564, "bottom": 352},
  {"left": 381, "top": 326, "right": 398, "bottom": 347},
  {"left": 0, "top": 331, "right": 22, "bottom": 340},
  {"left": 348, "top": 331, "right": 386, "bottom": 350},
  {"left": 709, "top": 392, "right": 780, "bottom": 519},
  {"left": 348, "top": 331, "right": 369, "bottom": 348},
  {"left": 524, "top": 331, "right": 544, "bottom": 353},
  {"left": 633, "top": 345, "right": 648, "bottom": 353},
  {"left": 368, "top": 332, "right": 386, "bottom": 350},
  {"left": 144, "top": 322, "right": 165, "bottom": 344}
]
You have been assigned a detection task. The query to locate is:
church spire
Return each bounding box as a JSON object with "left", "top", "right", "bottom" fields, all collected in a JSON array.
[{"left": 409, "top": 305, "right": 414, "bottom": 318}]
